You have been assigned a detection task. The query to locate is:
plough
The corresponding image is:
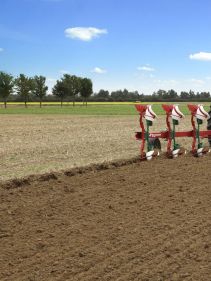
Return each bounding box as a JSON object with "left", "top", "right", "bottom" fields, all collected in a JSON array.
[{"left": 135, "top": 103, "right": 211, "bottom": 160}]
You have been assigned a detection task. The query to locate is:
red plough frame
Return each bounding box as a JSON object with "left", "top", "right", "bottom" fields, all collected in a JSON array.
[{"left": 135, "top": 103, "right": 211, "bottom": 159}]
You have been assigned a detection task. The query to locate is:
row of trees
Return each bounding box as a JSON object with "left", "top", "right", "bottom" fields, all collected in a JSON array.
[
  {"left": 0, "top": 71, "right": 93, "bottom": 108},
  {"left": 1, "top": 71, "right": 211, "bottom": 105},
  {"left": 151, "top": 89, "right": 210, "bottom": 101},
  {"left": 93, "top": 89, "right": 211, "bottom": 102}
]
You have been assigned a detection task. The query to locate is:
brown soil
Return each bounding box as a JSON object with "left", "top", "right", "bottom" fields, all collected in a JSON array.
[{"left": 0, "top": 155, "right": 211, "bottom": 281}]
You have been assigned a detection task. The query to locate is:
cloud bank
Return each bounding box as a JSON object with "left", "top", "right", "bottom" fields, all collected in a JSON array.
[
  {"left": 65, "top": 27, "right": 107, "bottom": 41},
  {"left": 137, "top": 66, "right": 155, "bottom": 72},
  {"left": 189, "top": 52, "right": 211, "bottom": 61}
]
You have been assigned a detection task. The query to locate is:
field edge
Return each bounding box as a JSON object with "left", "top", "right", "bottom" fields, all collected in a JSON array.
[{"left": 0, "top": 156, "right": 141, "bottom": 189}]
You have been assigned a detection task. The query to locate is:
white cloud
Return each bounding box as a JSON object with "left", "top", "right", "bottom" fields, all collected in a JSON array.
[
  {"left": 65, "top": 27, "right": 107, "bottom": 41},
  {"left": 137, "top": 65, "right": 155, "bottom": 72},
  {"left": 0, "top": 48, "right": 4, "bottom": 52},
  {"left": 189, "top": 78, "right": 205, "bottom": 84},
  {"left": 91, "top": 67, "right": 107, "bottom": 74},
  {"left": 153, "top": 79, "right": 179, "bottom": 86},
  {"left": 189, "top": 52, "right": 211, "bottom": 61}
]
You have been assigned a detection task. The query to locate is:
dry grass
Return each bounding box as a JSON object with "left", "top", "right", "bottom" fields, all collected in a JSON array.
[{"left": 0, "top": 115, "right": 209, "bottom": 180}]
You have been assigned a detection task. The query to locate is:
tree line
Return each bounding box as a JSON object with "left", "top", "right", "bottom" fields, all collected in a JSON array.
[
  {"left": 1, "top": 71, "right": 211, "bottom": 106},
  {"left": 0, "top": 71, "right": 93, "bottom": 108},
  {"left": 93, "top": 89, "right": 211, "bottom": 102}
]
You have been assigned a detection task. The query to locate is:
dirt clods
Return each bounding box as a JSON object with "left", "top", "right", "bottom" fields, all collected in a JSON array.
[{"left": 0, "top": 156, "right": 211, "bottom": 280}]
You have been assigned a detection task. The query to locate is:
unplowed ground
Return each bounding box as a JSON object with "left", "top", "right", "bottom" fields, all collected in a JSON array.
[
  {"left": 1, "top": 114, "right": 209, "bottom": 180},
  {"left": 1, "top": 155, "right": 211, "bottom": 281}
]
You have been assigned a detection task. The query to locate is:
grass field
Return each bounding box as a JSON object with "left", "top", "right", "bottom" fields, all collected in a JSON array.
[{"left": 0, "top": 102, "right": 210, "bottom": 115}]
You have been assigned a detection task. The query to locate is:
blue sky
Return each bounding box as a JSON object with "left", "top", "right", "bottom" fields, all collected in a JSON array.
[{"left": 0, "top": 0, "right": 211, "bottom": 94}]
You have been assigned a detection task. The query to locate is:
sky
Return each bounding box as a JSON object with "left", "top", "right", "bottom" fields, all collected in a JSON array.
[{"left": 0, "top": 0, "right": 211, "bottom": 94}]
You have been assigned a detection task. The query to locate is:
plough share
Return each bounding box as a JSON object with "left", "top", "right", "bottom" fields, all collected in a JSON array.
[{"left": 135, "top": 104, "right": 211, "bottom": 160}]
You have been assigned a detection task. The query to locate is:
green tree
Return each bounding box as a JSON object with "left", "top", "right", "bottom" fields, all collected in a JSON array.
[
  {"left": 80, "top": 78, "right": 93, "bottom": 106},
  {"left": 62, "top": 74, "right": 82, "bottom": 106},
  {"left": 180, "top": 91, "right": 190, "bottom": 99},
  {"left": 97, "top": 89, "right": 109, "bottom": 99},
  {"left": 111, "top": 90, "right": 124, "bottom": 101},
  {"left": 189, "top": 90, "right": 196, "bottom": 99},
  {"left": 199, "top": 91, "right": 210, "bottom": 99},
  {"left": 0, "top": 71, "right": 14, "bottom": 108},
  {"left": 52, "top": 79, "right": 67, "bottom": 107},
  {"left": 32, "top": 75, "right": 48, "bottom": 108},
  {"left": 152, "top": 89, "right": 167, "bottom": 100},
  {"left": 166, "top": 89, "right": 178, "bottom": 99},
  {"left": 70, "top": 75, "right": 82, "bottom": 106},
  {"left": 61, "top": 74, "right": 73, "bottom": 105},
  {"left": 15, "top": 74, "right": 34, "bottom": 108}
]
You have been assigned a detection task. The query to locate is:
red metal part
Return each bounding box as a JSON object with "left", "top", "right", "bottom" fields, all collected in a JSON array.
[
  {"left": 139, "top": 113, "right": 146, "bottom": 159},
  {"left": 162, "top": 104, "right": 174, "bottom": 154},
  {"left": 187, "top": 104, "right": 198, "bottom": 115},
  {"left": 135, "top": 130, "right": 211, "bottom": 140},
  {"left": 162, "top": 104, "right": 174, "bottom": 114},
  {"left": 187, "top": 104, "right": 198, "bottom": 152},
  {"left": 135, "top": 104, "right": 147, "bottom": 115},
  {"left": 135, "top": 104, "right": 147, "bottom": 159}
]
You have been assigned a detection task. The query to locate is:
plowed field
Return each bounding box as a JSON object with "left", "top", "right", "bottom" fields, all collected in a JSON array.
[{"left": 1, "top": 155, "right": 211, "bottom": 281}]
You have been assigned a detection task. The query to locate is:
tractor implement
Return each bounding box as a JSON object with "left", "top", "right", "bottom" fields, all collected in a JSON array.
[
  {"left": 135, "top": 104, "right": 159, "bottom": 160},
  {"left": 187, "top": 104, "right": 210, "bottom": 157},
  {"left": 135, "top": 103, "right": 211, "bottom": 159},
  {"left": 161, "top": 104, "right": 185, "bottom": 158}
]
